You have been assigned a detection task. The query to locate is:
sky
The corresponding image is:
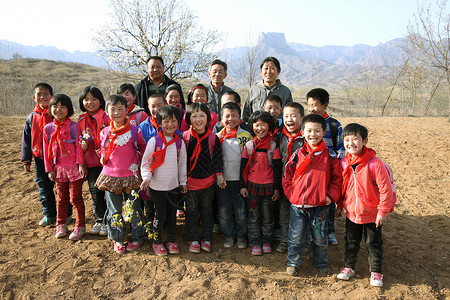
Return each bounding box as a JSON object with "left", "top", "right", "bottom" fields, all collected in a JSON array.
[{"left": 0, "top": 0, "right": 422, "bottom": 53}]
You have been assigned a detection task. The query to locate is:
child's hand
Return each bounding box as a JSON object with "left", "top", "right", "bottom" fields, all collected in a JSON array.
[
  {"left": 48, "top": 171, "right": 55, "bottom": 182},
  {"left": 375, "top": 215, "right": 386, "bottom": 228},
  {"left": 24, "top": 164, "right": 31, "bottom": 172},
  {"left": 100, "top": 156, "right": 105, "bottom": 165},
  {"left": 335, "top": 208, "right": 343, "bottom": 218},
  {"left": 140, "top": 179, "right": 150, "bottom": 191},
  {"left": 217, "top": 175, "right": 226, "bottom": 189},
  {"left": 240, "top": 188, "right": 248, "bottom": 198},
  {"left": 325, "top": 196, "right": 332, "bottom": 205},
  {"left": 80, "top": 140, "right": 88, "bottom": 150},
  {"left": 180, "top": 185, "right": 187, "bottom": 194},
  {"left": 271, "top": 189, "right": 280, "bottom": 201},
  {"left": 78, "top": 164, "right": 86, "bottom": 178}
]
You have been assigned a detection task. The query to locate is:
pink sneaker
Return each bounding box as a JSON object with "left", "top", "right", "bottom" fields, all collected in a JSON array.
[
  {"left": 69, "top": 226, "right": 85, "bottom": 241},
  {"left": 176, "top": 209, "right": 185, "bottom": 218},
  {"left": 126, "top": 241, "right": 143, "bottom": 252},
  {"left": 201, "top": 241, "right": 212, "bottom": 253},
  {"left": 55, "top": 224, "right": 68, "bottom": 238},
  {"left": 251, "top": 245, "right": 262, "bottom": 256},
  {"left": 188, "top": 241, "right": 201, "bottom": 253},
  {"left": 262, "top": 243, "right": 272, "bottom": 253},
  {"left": 113, "top": 241, "right": 126, "bottom": 254},
  {"left": 167, "top": 242, "right": 179, "bottom": 254},
  {"left": 153, "top": 243, "right": 168, "bottom": 256}
]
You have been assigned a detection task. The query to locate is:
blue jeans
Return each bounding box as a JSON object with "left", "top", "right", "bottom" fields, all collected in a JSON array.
[
  {"left": 217, "top": 181, "right": 247, "bottom": 239},
  {"left": 86, "top": 166, "right": 106, "bottom": 223},
  {"left": 326, "top": 202, "right": 336, "bottom": 234},
  {"left": 287, "top": 205, "right": 329, "bottom": 268},
  {"left": 185, "top": 184, "right": 215, "bottom": 242},
  {"left": 34, "top": 157, "right": 56, "bottom": 218},
  {"left": 105, "top": 192, "right": 145, "bottom": 243},
  {"left": 246, "top": 194, "right": 274, "bottom": 246}
]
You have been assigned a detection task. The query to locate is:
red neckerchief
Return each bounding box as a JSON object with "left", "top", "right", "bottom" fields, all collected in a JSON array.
[
  {"left": 146, "top": 131, "right": 179, "bottom": 173},
  {"left": 293, "top": 139, "right": 327, "bottom": 186},
  {"left": 149, "top": 116, "right": 159, "bottom": 129},
  {"left": 219, "top": 120, "right": 242, "bottom": 145},
  {"left": 341, "top": 146, "right": 376, "bottom": 197},
  {"left": 47, "top": 118, "right": 74, "bottom": 167},
  {"left": 242, "top": 135, "right": 271, "bottom": 184},
  {"left": 282, "top": 127, "right": 303, "bottom": 157},
  {"left": 80, "top": 109, "right": 106, "bottom": 150},
  {"left": 33, "top": 104, "right": 52, "bottom": 133},
  {"left": 102, "top": 119, "right": 131, "bottom": 164},
  {"left": 187, "top": 127, "right": 211, "bottom": 175},
  {"left": 322, "top": 112, "right": 329, "bottom": 119},
  {"left": 127, "top": 104, "right": 136, "bottom": 115}
]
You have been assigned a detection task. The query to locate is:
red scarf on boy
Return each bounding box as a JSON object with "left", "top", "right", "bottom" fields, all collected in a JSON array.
[
  {"left": 187, "top": 127, "right": 212, "bottom": 175},
  {"left": 341, "top": 146, "right": 376, "bottom": 197},
  {"left": 33, "top": 104, "right": 52, "bottom": 133},
  {"left": 149, "top": 115, "right": 159, "bottom": 129},
  {"left": 282, "top": 127, "right": 303, "bottom": 157},
  {"left": 242, "top": 135, "right": 271, "bottom": 184},
  {"left": 102, "top": 119, "right": 131, "bottom": 165},
  {"left": 293, "top": 140, "right": 327, "bottom": 186},
  {"left": 47, "top": 118, "right": 74, "bottom": 167},
  {"left": 219, "top": 120, "right": 242, "bottom": 145},
  {"left": 146, "top": 131, "right": 179, "bottom": 173}
]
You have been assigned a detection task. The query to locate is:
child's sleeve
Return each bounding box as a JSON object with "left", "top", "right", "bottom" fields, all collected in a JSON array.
[
  {"left": 178, "top": 140, "right": 187, "bottom": 186},
  {"left": 21, "top": 114, "right": 33, "bottom": 164},
  {"left": 140, "top": 137, "right": 156, "bottom": 182},
  {"left": 211, "top": 136, "right": 223, "bottom": 175},
  {"left": 375, "top": 159, "right": 393, "bottom": 216},
  {"left": 282, "top": 153, "right": 296, "bottom": 200},
  {"left": 327, "top": 156, "right": 343, "bottom": 203},
  {"left": 74, "top": 123, "right": 84, "bottom": 165},
  {"left": 335, "top": 121, "right": 345, "bottom": 160},
  {"left": 272, "top": 147, "right": 282, "bottom": 190},
  {"left": 137, "top": 129, "right": 147, "bottom": 158},
  {"left": 239, "top": 144, "right": 249, "bottom": 188},
  {"left": 42, "top": 124, "right": 52, "bottom": 172}
]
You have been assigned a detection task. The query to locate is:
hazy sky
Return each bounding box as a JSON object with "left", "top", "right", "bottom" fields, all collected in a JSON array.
[{"left": 0, "top": 0, "right": 421, "bottom": 52}]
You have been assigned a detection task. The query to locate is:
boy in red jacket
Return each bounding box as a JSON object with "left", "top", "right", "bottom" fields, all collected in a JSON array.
[
  {"left": 335, "top": 123, "right": 393, "bottom": 287},
  {"left": 283, "top": 114, "right": 342, "bottom": 276}
]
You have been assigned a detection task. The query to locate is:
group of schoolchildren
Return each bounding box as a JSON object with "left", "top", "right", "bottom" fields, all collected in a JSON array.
[{"left": 22, "top": 67, "right": 394, "bottom": 288}]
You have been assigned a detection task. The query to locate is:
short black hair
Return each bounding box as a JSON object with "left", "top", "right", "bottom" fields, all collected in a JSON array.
[
  {"left": 210, "top": 59, "right": 228, "bottom": 72},
  {"left": 106, "top": 94, "right": 128, "bottom": 109},
  {"left": 306, "top": 88, "right": 330, "bottom": 105},
  {"left": 164, "top": 84, "right": 186, "bottom": 109},
  {"left": 248, "top": 110, "right": 277, "bottom": 136},
  {"left": 264, "top": 94, "right": 282, "bottom": 107},
  {"left": 260, "top": 57, "right": 281, "bottom": 72},
  {"left": 284, "top": 102, "right": 305, "bottom": 117},
  {"left": 33, "top": 83, "right": 53, "bottom": 96},
  {"left": 301, "top": 114, "right": 326, "bottom": 131},
  {"left": 117, "top": 83, "right": 136, "bottom": 96},
  {"left": 187, "top": 84, "right": 208, "bottom": 105},
  {"left": 148, "top": 93, "right": 165, "bottom": 105},
  {"left": 146, "top": 56, "right": 164, "bottom": 65},
  {"left": 343, "top": 123, "right": 368, "bottom": 140},
  {"left": 221, "top": 102, "right": 241, "bottom": 117},
  {"left": 221, "top": 91, "right": 241, "bottom": 105},
  {"left": 49, "top": 94, "right": 74, "bottom": 118},
  {"left": 185, "top": 102, "right": 211, "bottom": 126},
  {"left": 156, "top": 105, "right": 181, "bottom": 125},
  {"left": 78, "top": 86, "right": 106, "bottom": 112}
]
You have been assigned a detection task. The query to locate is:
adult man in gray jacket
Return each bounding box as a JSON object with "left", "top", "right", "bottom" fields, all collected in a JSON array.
[{"left": 207, "top": 59, "right": 233, "bottom": 116}]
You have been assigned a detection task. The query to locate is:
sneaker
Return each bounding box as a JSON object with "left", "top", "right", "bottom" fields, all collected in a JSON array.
[
  {"left": 201, "top": 241, "right": 212, "bottom": 252},
  {"left": 286, "top": 266, "right": 298, "bottom": 276},
  {"left": 276, "top": 242, "right": 287, "bottom": 253},
  {"left": 236, "top": 238, "right": 248, "bottom": 249},
  {"left": 213, "top": 223, "right": 221, "bottom": 234},
  {"left": 39, "top": 216, "right": 56, "bottom": 227},
  {"left": 251, "top": 245, "right": 262, "bottom": 256},
  {"left": 55, "top": 224, "right": 68, "bottom": 238},
  {"left": 176, "top": 209, "right": 185, "bottom": 218},
  {"left": 127, "top": 241, "right": 143, "bottom": 252},
  {"left": 152, "top": 243, "right": 168, "bottom": 256},
  {"left": 328, "top": 233, "right": 338, "bottom": 245},
  {"left": 167, "top": 242, "right": 179, "bottom": 254},
  {"left": 114, "top": 241, "right": 126, "bottom": 254},
  {"left": 262, "top": 243, "right": 272, "bottom": 253},
  {"left": 99, "top": 224, "right": 108, "bottom": 236},
  {"left": 69, "top": 226, "right": 85, "bottom": 241},
  {"left": 223, "top": 237, "right": 234, "bottom": 248},
  {"left": 370, "top": 272, "right": 384, "bottom": 287},
  {"left": 317, "top": 266, "right": 330, "bottom": 275},
  {"left": 188, "top": 241, "right": 201, "bottom": 253},
  {"left": 89, "top": 222, "right": 102, "bottom": 234},
  {"left": 337, "top": 267, "right": 355, "bottom": 281}
]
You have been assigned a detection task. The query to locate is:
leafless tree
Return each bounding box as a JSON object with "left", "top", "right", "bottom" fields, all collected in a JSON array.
[{"left": 239, "top": 31, "right": 263, "bottom": 90}]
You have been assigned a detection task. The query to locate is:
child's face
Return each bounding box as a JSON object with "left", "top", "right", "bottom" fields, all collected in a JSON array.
[
  {"left": 222, "top": 108, "right": 241, "bottom": 131},
  {"left": 263, "top": 100, "right": 282, "bottom": 119},
  {"left": 253, "top": 119, "right": 269, "bottom": 140},
  {"left": 192, "top": 89, "right": 207, "bottom": 104},
  {"left": 83, "top": 92, "right": 101, "bottom": 115},
  {"left": 190, "top": 109, "right": 208, "bottom": 133},
  {"left": 107, "top": 103, "right": 127, "bottom": 126},
  {"left": 120, "top": 90, "right": 136, "bottom": 108},
  {"left": 160, "top": 116, "right": 178, "bottom": 136},
  {"left": 283, "top": 107, "right": 303, "bottom": 134},
  {"left": 303, "top": 122, "right": 326, "bottom": 147},
  {"left": 344, "top": 133, "right": 368, "bottom": 157},
  {"left": 33, "top": 87, "right": 52, "bottom": 109},
  {"left": 221, "top": 95, "right": 238, "bottom": 107},
  {"left": 307, "top": 98, "right": 328, "bottom": 115},
  {"left": 148, "top": 97, "right": 165, "bottom": 118},
  {"left": 165, "top": 90, "right": 181, "bottom": 107},
  {"left": 51, "top": 102, "right": 68, "bottom": 122},
  {"left": 260, "top": 61, "right": 280, "bottom": 85}
]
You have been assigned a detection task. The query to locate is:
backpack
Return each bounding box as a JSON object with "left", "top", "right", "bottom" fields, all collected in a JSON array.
[
  {"left": 245, "top": 139, "right": 277, "bottom": 167},
  {"left": 154, "top": 134, "right": 183, "bottom": 156},
  {"left": 182, "top": 130, "right": 216, "bottom": 160},
  {"left": 129, "top": 109, "right": 145, "bottom": 125},
  {"left": 368, "top": 157, "right": 397, "bottom": 212},
  {"left": 101, "top": 125, "right": 142, "bottom": 160},
  {"left": 46, "top": 121, "right": 77, "bottom": 143},
  {"left": 329, "top": 118, "right": 339, "bottom": 150}
]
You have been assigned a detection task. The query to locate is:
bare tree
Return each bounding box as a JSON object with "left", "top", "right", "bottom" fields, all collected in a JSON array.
[
  {"left": 239, "top": 31, "right": 263, "bottom": 90},
  {"left": 93, "top": 0, "right": 222, "bottom": 80}
]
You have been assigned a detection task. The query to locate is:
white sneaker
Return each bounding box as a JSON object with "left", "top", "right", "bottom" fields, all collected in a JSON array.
[
  {"left": 337, "top": 267, "right": 355, "bottom": 280},
  {"left": 99, "top": 224, "right": 108, "bottom": 236},
  {"left": 89, "top": 223, "right": 102, "bottom": 234},
  {"left": 370, "top": 272, "right": 383, "bottom": 287}
]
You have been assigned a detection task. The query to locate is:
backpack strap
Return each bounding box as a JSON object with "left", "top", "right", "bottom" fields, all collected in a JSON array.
[
  {"left": 130, "top": 125, "right": 139, "bottom": 151},
  {"left": 101, "top": 126, "right": 110, "bottom": 149},
  {"left": 66, "top": 121, "right": 77, "bottom": 143},
  {"left": 46, "top": 123, "right": 54, "bottom": 143},
  {"left": 329, "top": 118, "right": 339, "bottom": 150},
  {"left": 207, "top": 131, "right": 216, "bottom": 160},
  {"left": 136, "top": 111, "right": 143, "bottom": 125}
]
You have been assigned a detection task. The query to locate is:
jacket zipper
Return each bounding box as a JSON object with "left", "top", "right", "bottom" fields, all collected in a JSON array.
[
  {"left": 353, "top": 168, "right": 359, "bottom": 218},
  {"left": 301, "top": 155, "right": 313, "bottom": 208}
]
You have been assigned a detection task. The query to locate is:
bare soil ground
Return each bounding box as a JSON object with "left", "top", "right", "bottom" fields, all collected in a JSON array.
[{"left": 0, "top": 117, "right": 448, "bottom": 299}]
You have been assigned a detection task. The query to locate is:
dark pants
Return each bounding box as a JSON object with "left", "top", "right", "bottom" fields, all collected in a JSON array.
[
  {"left": 278, "top": 194, "right": 291, "bottom": 245},
  {"left": 326, "top": 202, "right": 336, "bottom": 234},
  {"left": 55, "top": 179, "right": 85, "bottom": 227},
  {"left": 34, "top": 158, "right": 56, "bottom": 218},
  {"left": 217, "top": 181, "right": 247, "bottom": 239},
  {"left": 246, "top": 193, "right": 274, "bottom": 246},
  {"left": 185, "top": 184, "right": 215, "bottom": 242},
  {"left": 344, "top": 217, "right": 383, "bottom": 273},
  {"left": 86, "top": 166, "right": 106, "bottom": 223},
  {"left": 150, "top": 188, "right": 179, "bottom": 244}
]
